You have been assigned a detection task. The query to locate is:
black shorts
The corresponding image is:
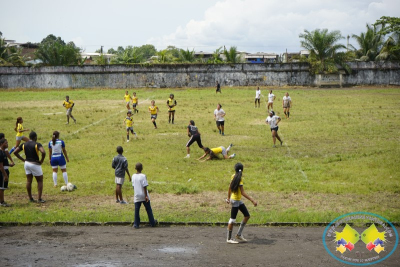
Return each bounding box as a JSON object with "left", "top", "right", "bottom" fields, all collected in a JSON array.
[
  {"left": 271, "top": 126, "right": 278, "bottom": 132},
  {"left": 0, "top": 169, "right": 9, "bottom": 190},
  {"left": 231, "top": 203, "right": 250, "bottom": 219},
  {"left": 216, "top": 121, "right": 225, "bottom": 127},
  {"left": 132, "top": 103, "right": 137, "bottom": 108},
  {"left": 151, "top": 115, "right": 157, "bottom": 120},
  {"left": 186, "top": 134, "right": 203, "bottom": 148}
]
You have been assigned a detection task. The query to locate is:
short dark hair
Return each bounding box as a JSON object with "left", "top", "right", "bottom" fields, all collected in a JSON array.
[
  {"left": 0, "top": 133, "right": 4, "bottom": 139},
  {"left": 0, "top": 138, "right": 7, "bottom": 145},
  {"left": 116, "top": 146, "right": 123, "bottom": 154},
  {"left": 135, "top": 162, "right": 143, "bottom": 172},
  {"left": 29, "top": 131, "right": 37, "bottom": 140},
  {"left": 190, "top": 120, "right": 195, "bottom": 126}
]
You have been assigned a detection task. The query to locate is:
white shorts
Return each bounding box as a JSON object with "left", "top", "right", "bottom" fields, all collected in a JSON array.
[
  {"left": 115, "top": 177, "right": 125, "bottom": 185},
  {"left": 268, "top": 101, "right": 274, "bottom": 103},
  {"left": 24, "top": 161, "right": 43, "bottom": 176},
  {"left": 66, "top": 108, "right": 72, "bottom": 116},
  {"left": 52, "top": 165, "right": 66, "bottom": 169},
  {"left": 221, "top": 146, "right": 227, "bottom": 156},
  {"left": 16, "top": 136, "right": 24, "bottom": 141}
]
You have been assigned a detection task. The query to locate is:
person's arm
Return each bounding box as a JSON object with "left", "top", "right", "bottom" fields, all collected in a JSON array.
[
  {"left": 144, "top": 185, "right": 149, "bottom": 202},
  {"left": 277, "top": 117, "right": 281, "bottom": 125},
  {"left": 226, "top": 182, "right": 232, "bottom": 203},
  {"left": 201, "top": 155, "right": 212, "bottom": 162},
  {"left": 62, "top": 147, "right": 69, "bottom": 162},
  {"left": 156, "top": 106, "right": 159, "bottom": 112},
  {"left": 14, "top": 147, "right": 24, "bottom": 162},
  {"left": 112, "top": 158, "right": 116, "bottom": 169},
  {"left": 197, "top": 153, "right": 207, "bottom": 160},
  {"left": 273, "top": 95, "right": 276, "bottom": 101},
  {"left": 187, "top": 127, "right": 191, "bottom": 137},
  {"left": 221, "top": 111, "right": 226, "bottom": 117},
  {"left": 126, "top": 169, "right": 131, "bottom": 182},
  {"left": 71, "top": 103, "right": 75, "bottom": 109},
  {"left": 0, "top": 162, "right": 8, "bottom": 182},
  {"left": 38, "top": 146, "right": 46, "bottom": 165},
  {"left": 49, "top": 147, "right": 52, "bottom": 163},
  {"left": 123, "top": 118, "right": 126, "bottom": 126},
  {"left": 240, "top": 186, "right": 257, "bottom": 207},
  {"left": 5, "top": 150, "right": 15, "bottom": 167}
]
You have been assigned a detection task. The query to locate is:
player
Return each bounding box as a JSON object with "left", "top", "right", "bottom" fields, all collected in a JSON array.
[
  {"left": 214, "top": 103, "right": 226, "bottom": 135},
  {"left": 0, "top": 133, "right": 15, "bottom": 168},
  {"left": 0, "top": 138, "right": 13, "bottom": 207},
  {"left": 255, "top": 87, "right": 261, "bottom": 108},
  {"left": 216, "top": 81, "right": 221, "bottom": 94},
  {"left": 9, "top": 117, "right": 30, "bottom": 154},
  {"left": 166, "top": 94, "right": 177, "bottom": 124},
  {"left": 63, "top": 96, "right": 76, "bottom": 124},
  {"left": 112, "top": 146, "right": 131, "bottom": 204},
  {"left": 124, "top": 111, "right": 137, "bottom": 142},
  {"left": 131, "top": 92, "right": 139, "bottom": 113},
  {"left": 266, "top": 110, "right": 283, "bottom": 147},
  {"left": 124, "top": 91, "right": 132, "bottom": 110},
  {"left": 48, "top": 131, "right": 69, "bottom": 187},
  {"left": 226, "top": 163, "right": 257, "bottom": 244},
  {"left": 198, "top": 144, "right": 235, "bottom": 161},
  {"left": 282, "top": 92, "right": 292, "bottom": 119},
  {"left": 148, "top": 100, "right": 159, "bottom": 129},
  {"left": 267, "top": 90, "right": 276, "bottom": 111},
  {"left": 184, "top": 120, "right": 204, "bottom": 159}
]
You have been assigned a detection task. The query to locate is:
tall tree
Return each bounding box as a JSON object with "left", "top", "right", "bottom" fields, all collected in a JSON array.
[
  {"left": 111, "top": 46, "right": 142, "bottom": 64},
  {"left": 208, "top": 47, "right": 223, "bottom": 63},
  {"left": 136, "top": 44, "right": 157, "bottom": 60},
  {"left": 0, "top": 32, "right": 25, "bottom": 66},
  {"left": 35, "top": 35, "right": 82, "bottom": 66},
  {"left": 350, "top": 24, "right": 383, "bottom": 61},
  {"left": 374, "top": 16, "right": 400, "bottom": 61},
  {"left": 179, "top": 48, "right": 196, "bottom": 63},
  {"left": 223, "top": 46, "right": 240, "bottom": 63}
]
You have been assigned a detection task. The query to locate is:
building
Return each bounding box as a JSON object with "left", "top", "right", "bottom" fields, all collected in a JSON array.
[{"left": 245, "top": 53, "right": 279, "bottom": 63}]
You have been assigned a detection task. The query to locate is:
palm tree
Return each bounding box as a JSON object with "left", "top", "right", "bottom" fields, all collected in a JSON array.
[
  {"left": 35, "top": 36, "right": 81, "bottom": 66},
  {"left": 376, "top": 32, "right": 400, "bottom": 61},
  {"left": 0, "top": 33, "right": 25, "bottom": 66},
  {"left": 350, "top": 24, "right": 383, "bottom": 61},
  {"left": 299, "top": 29, "right": 348, "bottom": 73},
  {"left": 223, "top": 46, "right": 240, "bottom": 63},
  {"left": 111, "top": 46, "right": 143, "bottom": 64},
  {"left": 179, "top": 48, "right": 196, "bottom": 63},
  {"left": 208, "top": 47, "right": 223, "bottom": 64}
]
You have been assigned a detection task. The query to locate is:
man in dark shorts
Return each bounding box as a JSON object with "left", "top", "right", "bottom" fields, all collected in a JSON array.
[
  {"left": 0, "top": 138, "right": 12, "bottom": 207},
  {"left": 216, "top": 81, "right": 221, "bottom": 94},
  {"left": 14, "top": 131, "right": 46, "bottom": 203},
  {"left": 184, "top": 120, "right": 204, "bottom": 159}
]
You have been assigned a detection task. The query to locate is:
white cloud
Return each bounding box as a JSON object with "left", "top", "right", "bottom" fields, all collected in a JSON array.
[{"left": 148, "top": 0, "right": 400, "bottom": 53}]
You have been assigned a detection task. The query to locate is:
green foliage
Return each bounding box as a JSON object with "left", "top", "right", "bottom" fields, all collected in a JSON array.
[
  {"left": 178, "top": 48, "right": 196, "bottom": 63},
  {"left": 374, "top": 16, "right": 400, "bottom": 61},
  {"left": 350, "top": 24, "right": 383, "bottom": 61},
  {"left": 223, "top": 46, "right": 241, "bottom": 63},
  {"left": 136, "top": 44, "right": 157, "bottom": 60},
  {"left": 94, "top": 54, "right": 108, "bottom": 65},
  {"left": 35, "top": 35, "right": 82, "bottom": 66},
  {"left": 0, "top": 33, "right": 25, "bottom": 66},
  {"left": 208, "top": 47, "right": 223, "bottom": 64},
  {"left": 111, "top": 46, "right": 142, "bottom": 64}
]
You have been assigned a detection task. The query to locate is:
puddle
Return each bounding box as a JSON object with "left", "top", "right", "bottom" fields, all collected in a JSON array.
[{"left": 156, "top": 246, "right": 197, "bottom": 254}]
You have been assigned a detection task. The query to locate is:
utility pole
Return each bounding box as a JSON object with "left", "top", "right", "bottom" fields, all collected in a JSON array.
[
  {"left": 101, "top": 46, "right": 103, "bottom": 54},
  {"left": 347, "top": 35, "right": 349, "bottom": 52}
]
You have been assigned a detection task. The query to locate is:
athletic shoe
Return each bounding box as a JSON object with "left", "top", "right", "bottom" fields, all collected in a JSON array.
[
  {"left": 184, "top": 155, "right": 190, "bottom": 159},
  {"left": 151, "top": 220, "right": 158, "bottom": 227},
  {"left": 127, "top": 140, "right": 130, "bottom": 142},
  {"left": 230, "top": 143, "right": 233, "bottom": 147},
  {"left": 65, "top": 122, "right": 69, "bottom": 125},
  {"left": 235, "top": 235, "right": 248, "bottom": 242},
  {"left": 0, "top": 202, "right": 10, "bottom": 207},
  {"left": 53, "top": 185, "right": 57, "bottom": 188},
  {"left": 230, "top": 153, "right": 236, "bottom": 159},
  {"left": 74, "top": 119, "right": 76, "bottom": 124},
  {"left": 280, "top": 141, "right": 283, "bottom": 146},
  {"left": 222, "top": 133, "right": 225, "bottom": 136},
  {"left": 219, "top": 130, "right": 221, "bottom": 134},
  {"left": 38, "top": 199, "right": 46, "bottom": 203},
  {"left": 29, "top": 198, "right": 36, "bottom": 203},
  {"left": 227, "top": 239, "right": 239, "bottom": 244},
  {"left": 116, "top": 200, "right": 120, "bottom": 203},
  {"left": 134, "top": 133, "right": 137, "bottom": 137},
  {"left": 273, "top": 145, "right": 277, "bottom": 148},
  {"left": 120, "top": 200, "right": 128, "bottom": 204}
]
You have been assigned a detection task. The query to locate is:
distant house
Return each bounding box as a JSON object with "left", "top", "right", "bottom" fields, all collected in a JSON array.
[
  {"left": 4, "top": 40, "right": 39, "bottom": 63},
  {"left": 245, "top": 53, "right": 279, "bottom": 63},
  {"left": 194, "top": 51, "right": 213, "bottom": 62},
  {"left": 282, "top": 50, "right": 310, "bottom": 63},
  {"left": 81, "top": 52, "right": 116, "bottom": 64}
]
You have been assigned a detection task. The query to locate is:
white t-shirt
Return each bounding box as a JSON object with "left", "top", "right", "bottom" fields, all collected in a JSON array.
[
  {"left": 132, "top": 173, "right": 150, "bottom": 203},
  {"left": 283, "top": 96, "right": 292, "bottom": 105},
  {"left": 266, "top": 115, "right": 280, "bottom": 129},
  {"left": 268, "top": 93, "right": 275, "bottom": 103},
  {"left": 255, "top": 90, "right": 261, "bottom": 99},
  {"left": 214, "top": 108, "right": 225, "bottom": 121}
]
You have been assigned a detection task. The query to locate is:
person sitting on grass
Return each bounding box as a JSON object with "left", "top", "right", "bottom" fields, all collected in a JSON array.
[
  {"left": 112, "top": 146, "right": 131, "bottom": 204},
  {"left": 198, "top": 144, "right": 235, "bottom": 161}
]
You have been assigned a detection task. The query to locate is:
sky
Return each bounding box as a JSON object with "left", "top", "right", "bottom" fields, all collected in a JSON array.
[{"left": 1, "top": 0, "right": 399, "bottom": 54}]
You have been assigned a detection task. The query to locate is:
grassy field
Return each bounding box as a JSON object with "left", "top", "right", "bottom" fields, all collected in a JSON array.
[{"left": 0, "top": 86, "right": 399, "bottom": 224}]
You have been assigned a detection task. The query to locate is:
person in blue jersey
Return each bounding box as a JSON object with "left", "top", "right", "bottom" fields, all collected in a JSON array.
[{"left": 48, "top": 131, "right": 70, "bottom": 187}]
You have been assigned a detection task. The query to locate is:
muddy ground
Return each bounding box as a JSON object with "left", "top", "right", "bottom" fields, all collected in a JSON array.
[{"left": 0, "top": 226, "right": 398, "bottom": 266}]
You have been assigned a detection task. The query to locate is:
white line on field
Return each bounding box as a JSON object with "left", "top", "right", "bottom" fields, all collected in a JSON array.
[{"left": 43, "top": 112, "right": 64, "bottom": 115}]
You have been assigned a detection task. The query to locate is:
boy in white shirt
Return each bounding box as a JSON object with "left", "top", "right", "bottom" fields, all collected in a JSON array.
[
  {"left": 255, "top": 87, "right": 261, "bottom": 108},
  {"left": 132, "top": 162, "right": 157, "bottom": 228}
]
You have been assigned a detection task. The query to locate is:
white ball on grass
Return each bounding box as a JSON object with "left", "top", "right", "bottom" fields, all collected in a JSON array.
[
  {"left": 61, "top": 185, "right": 67, "bottom": 192},
  {"left": 67, "top": 183, "right": 74, "bottom": 192}
]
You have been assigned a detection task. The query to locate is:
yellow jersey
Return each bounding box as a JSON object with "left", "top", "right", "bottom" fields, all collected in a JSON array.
[
  {"left": 125, "top": 117, "right": 133, "bottom": 127},
  {"left": 149, "top": 106, "right": 158, "bottom": 115},
  {"left": 63, "top": 100, "right": 74, "bottom": 109},
  {"left": 16, "top": 123, "right": 23, "bottom": 137},
  {"left": 124, "top": 94, "right": 132, "bottom": 102},
  {"left": 167, "top": 98, "right": 176, "bottom": 111},
  {"left": 211, "top": 147, "right": 223, "bottom": 155},
  {"left": 230, "top": 174, "right": 244, "bottom": 201},
  {"left": 132, "top": 96, "right": 138, "bottom": 104}
]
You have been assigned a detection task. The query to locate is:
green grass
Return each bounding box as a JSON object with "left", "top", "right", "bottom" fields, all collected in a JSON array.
[{"left": 0, "top": 87, "right": 399, "bottom": 224}]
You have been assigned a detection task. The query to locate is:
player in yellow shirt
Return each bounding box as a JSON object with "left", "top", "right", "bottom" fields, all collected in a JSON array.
[
  {"left": 9, "top": 117, "right": 30, "bottom": 154},
  {"left": 148, "top": 100, "right": 159, "bottom": 129},
  {"left": 197, "top": 144, "right": 235, "bottom": 161},
  {"left": 124, "top": 91, "right": 132, "bottom": 110},
  {"left": 63, "top": 96, "right": 76, "bottom": 124},
  {"left": 123, "top": 111, "right": 137, "bottom": 142},
  {"left": 166, "top": 94, "right": 177, "bottom": 124},
  {"left": 131, "top": 92, "right": 139, "bottom": 114},
  {"left": 226, "top": 163, "right": 257, "bottom": 244}
]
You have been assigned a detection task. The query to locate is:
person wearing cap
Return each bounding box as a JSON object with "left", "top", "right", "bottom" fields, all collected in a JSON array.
[
  {"left": 184, "top": 120, "right": 204, "bottom": 158},
  {"left": 167, "top": 94, "right": 177, "bottom": 124},
  {"left": 266, "top": 110, "right": 283, "bottom": 147}
]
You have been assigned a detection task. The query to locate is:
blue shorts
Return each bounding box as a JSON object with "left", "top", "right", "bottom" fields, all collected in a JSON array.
[{"left": 50, "top": 155, "right": 66, "bottom": 167}]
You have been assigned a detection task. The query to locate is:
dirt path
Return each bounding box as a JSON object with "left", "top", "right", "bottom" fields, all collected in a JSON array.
[{"left": 0, "top": 226, "right": 398, "bottom": 266}]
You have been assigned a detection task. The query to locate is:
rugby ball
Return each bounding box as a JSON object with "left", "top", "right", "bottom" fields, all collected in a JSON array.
[
  {"left": 67, "top": 183, "right": 75, "bottom": 192},
  {"left": 61, "top": 185, "right": 67, "bottom": 192}
]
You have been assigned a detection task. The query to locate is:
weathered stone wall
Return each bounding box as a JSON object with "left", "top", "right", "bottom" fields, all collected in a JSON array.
[{"left": 0, "top": 62, "right": 399, "bottom": 89}]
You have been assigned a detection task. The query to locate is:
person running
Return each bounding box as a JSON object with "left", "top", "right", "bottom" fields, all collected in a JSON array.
[
  {"left": 266, "top": 110, "right": 283, "bottom": 147},
  {"left": 166, "top": 94, "right": 177, "bottom": 124},
  {"left": 184, "top": 120, "right": 204, "bottom": 159},
  {"left": 214, "top": 103, "right": 226, "bottom": 135},
  {"left": 9, "top": 117, "right": 30, "bottom": 154},
  {"left": 124, "top": 111, "right": 137, "bottom": 142},
  {"left": 226, "top": 162, "right": 258, "bottom": 244},
  {"left": 255, "top": 87, "right": 261, "bottom": 108},
  {"left": 148, "top": 100, "right": 159, "bottom": 129},
  {"left": 131, "top": 92, "right": 139, "bottom": 114},
  {"left": 132, "top": 162, "right": 157, "bottom": 228},
  {"left": 63, "top": 96, "right": 76, "bottom": 124},
  {"left": 0, "top": 138, "right": 13, "bottom": 207},
  {"left": 216, "top": 81, "right": 221, "bottom": 94},
  {"left": 48, "top": 131, "right": 69, "bottom": 188},
  {"left": 0, "top": 133, "right": 15, "bottom": 168},
  {"left": 112, "top": 146, "right": 131, "bottom": 204},
  {"left": 14, "top": 131, "right": 46, "bottom": 203},
  {"left": 267, "top": 90, "right": 276, "bottom": 111},
  {"left": 124, "top": 91, "right": 132, "bottom": 110},
  {"left": 282, "top": 92, "right": 292, "bottom": 119},
  {"left": 198, "top": 144, "right": 235, "bottom": 161}
]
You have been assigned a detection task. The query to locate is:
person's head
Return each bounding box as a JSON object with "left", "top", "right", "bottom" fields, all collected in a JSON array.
[
  {"left": 15, "top": 117, "right": 23, "bottom": 128},
  {"left": 116, "top": 146, "right": 123, "bottom": 155},
  {"left": 190, "top": 120, "right": 195, "bottom": 126},
  {"left": 29, "top": 131, "right": 37, "bottom": 141},
  {"left": 52, "top": 131, "right": 60, "bottom": 145},
  {"left": 66, "top": 96, "right": 69, "bottom": 101},
  {"left": 127, "top": 111, "right": 132, "bottom": 117},
  {"left": 0, "top": 133, "right": 4, "bottom": 140},
  {"left": 125, "top": 91, "right": 128, "bottom": 94},
  {"left": 133, "top": 92, "right": 136, "bottom": 96},
  {"left": 269, "top": 110, "right": 275, "bottom": 117},
  {"left": 257, "top": 87, "right": 260, "bottom": 90},
  {"left": 135, "top": 162, "right": 143, "bottom": 172},
  {"left": 285, "top": 92, "right": 289, "bottom": 97},
  {"left": 170, "top": 94, "right": 174, "bottom": 99},
  {"left": 217, "top": 103, "right": 222, "bottom": 110},
  {"left": 151, "top": 100, "right": 155, "bottom": 105},
  {"left": 270, "top": 90, "right": 273, "bottom": 93},
  {"left": 0, "top": 138, "right": 8, "bottom": 149},
  {"left": 230, "top": 162, "right": 244, "bottom": 192}
]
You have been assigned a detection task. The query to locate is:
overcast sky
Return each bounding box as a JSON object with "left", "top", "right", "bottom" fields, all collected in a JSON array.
[{"left": 1, "top": 0, "right": 399, "bottom": 54}]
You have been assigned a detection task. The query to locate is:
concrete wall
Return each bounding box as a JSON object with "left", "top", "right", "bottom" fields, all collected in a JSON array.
[{"left": 0, "top": 62, "right": 399, "bottom": 89}]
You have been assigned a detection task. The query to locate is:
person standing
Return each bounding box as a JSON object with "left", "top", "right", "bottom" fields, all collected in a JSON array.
[
  {"left": 266, "top": 110, "right": 283, "bottom": 147},
  {"left": 63, "top": 96, "right": 76, "bottom": 124},
  {"left": 131, "top": 92, "right": 139, "bottom": 114},
  {"left": 112, "top": 146, "right": 131, "bottom": 204},
  {"left": 226, "top": 163, "right": 257, "bottom": 244},
  {"left": 282, "top": 92, "right": 292, "bottom": 119},
  {"left": 166, "top": 94, "right": 177, "bottom": 124},
  {"left": 48, "top": 131, "right": 69, "bottom": 187},
  {"left": 216, "top": 81, "right": 221, "bottom": 94},
  {"left": 124, "top": 91, "right": 132, "bottom": 110},
  {"left": 149, "top": 100, "right": 159, "bottom": 129},
  {"left": 0, "top": 138, "right": 13, "bottom": 207},
  {"left": 123, "top": 111, "right": 137, "bottom": 142},
  {"left": 9, "top": 117, "right": 30, "bottom": 154},
  {"left": 255, "top": 87, "right": 261, "bottom": 108},
  {"left": 184, "top": 120, "right": 204, "bottom": 159},
  {"left": 214, "top": 103, "right": 226, "bottom": 135},
  {"left": 267, "top": 90, "right": 276, "bottom": 111},
  {"left": 14, "top": 131, "right": 46, "bottom": 203},
  {"left": 0, "top": 133, "right": 15, "bottom": 167},
  {"left": 132, "top": 162, "right": 157, "bottom": 228}
]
